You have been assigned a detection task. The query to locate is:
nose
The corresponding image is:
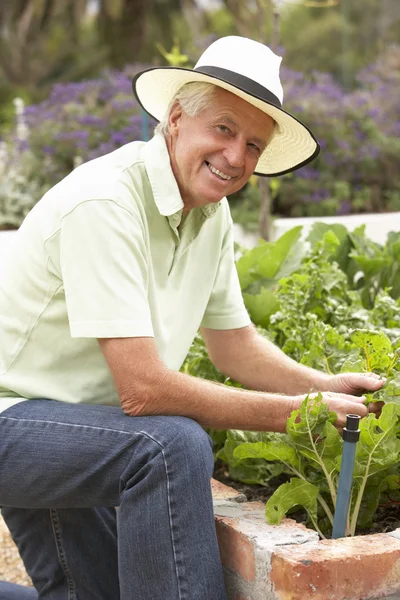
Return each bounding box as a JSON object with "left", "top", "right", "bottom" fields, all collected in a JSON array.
[{"left": 222, "top": 138, "right": 246, "bottom": 169}]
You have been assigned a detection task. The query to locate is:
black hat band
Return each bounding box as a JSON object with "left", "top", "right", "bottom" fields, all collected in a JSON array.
[{"left": 195, "top": 66, "right": 282, "bottom": 109}]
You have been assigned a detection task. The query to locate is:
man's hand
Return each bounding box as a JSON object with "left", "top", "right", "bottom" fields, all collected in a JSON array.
[
  {"left": 322, "top": 372, "right": 386, "bottom": 419},
  {"left": 325, "top": 372, "right": 385, "bottom": 395},
  {"left": 296, "top": 391, "right": 368, "bottom": 430}
]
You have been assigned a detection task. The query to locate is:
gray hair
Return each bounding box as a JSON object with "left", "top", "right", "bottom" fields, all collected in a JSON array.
[{"left": 154, "top": 81, "right": 217, "bottom": 138}]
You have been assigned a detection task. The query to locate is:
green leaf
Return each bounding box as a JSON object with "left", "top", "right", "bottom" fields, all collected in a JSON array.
[
  {"left": 287, "top": 396, "right": 341, "bottom": 475},
  {"left": 228, "top": 461, "right": 284, "bottom": 486},
  {"left": 222, "top": 430, "right": 276, "bottom": 465},
  {"left": 307, "top": 222, "right": 352, "bottom": 273},
  {"left": 353, "top": 403, "right": 400, "bottom": 480},
  {"left": 265, "top": 478, "right": 319, "bottom": 525},
  {"left": 350, "top": 329, "right": 394, "bottom": 372},
  {"left": 233, "top": 441, "right": 301, "bottom": 472},
  {"left": 381, "top": 375, "right": 400, "bottom": 405},
  {"left": 243, "top": 288, "right": 279, "bottom": 328},
  {"left": 236, "top": 226, "right": 305, "bottom": 291},
  {"left": 221, "top": 431, "right": 288, "bottom": 486}
]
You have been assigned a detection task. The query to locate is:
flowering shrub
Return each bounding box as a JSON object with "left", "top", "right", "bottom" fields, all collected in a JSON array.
[
  {"left": 278, "top": 45, "right": 400, "bottom": 217},
  {"left": 0, "top": 64, "right": 156, "bottom": 227},
  {"left": 1, "top": 48, "right": 399, "bottom": 227}
]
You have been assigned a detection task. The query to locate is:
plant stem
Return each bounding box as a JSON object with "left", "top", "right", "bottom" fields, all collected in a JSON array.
[
  {"left": 317, "top": 494, "right": 334, "bottom": 526},
  {"left": 291, "top": 466, "right": 334, "bottom": 526},
  {"left": 309, "top": 513, "right": 326, "bottom": 539},
  {"left": 305, "top": 407, "right": 337, "bottom": 506},
  {"left": 350, "top": 466, "right": 370, "bottom": 536},
  {"left": 386, "top": 354, "right": 398, "bottom": 377},
  {"left": 363, "top": 345, "right": 371, "bottom": 371},
  {"left": 324, "top": 356, "right": 333, "bottom": 375}
]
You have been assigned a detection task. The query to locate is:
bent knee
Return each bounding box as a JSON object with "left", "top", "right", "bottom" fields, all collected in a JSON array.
[{"left": 165, "top": 417, "right": 214, "bottom": 479}]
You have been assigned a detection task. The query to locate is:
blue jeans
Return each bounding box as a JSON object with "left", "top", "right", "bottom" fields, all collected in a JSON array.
[{"left": 0, "top": 400, "right": 227, "bottom": 599}]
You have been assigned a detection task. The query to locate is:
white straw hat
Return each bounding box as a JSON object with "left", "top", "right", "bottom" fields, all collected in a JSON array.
[{"left": 132, "top": 36, "right": 320, "bottom": 177}]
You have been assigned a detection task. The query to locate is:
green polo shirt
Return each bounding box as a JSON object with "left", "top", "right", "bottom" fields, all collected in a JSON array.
[{"left": 0, "top": 133, "right": 250, "bottom": 413}]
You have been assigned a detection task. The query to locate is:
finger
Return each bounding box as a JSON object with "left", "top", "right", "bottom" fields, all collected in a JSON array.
[
  {"left": 368, "top": 402, "right": 384, "bottom": 414},
  {"left": 364, "top": 372, "right": 387, "bottom": 383},
  {"left": 353, "top": 374, "right": 386, "bottom": 391},
  {"left": 326, "top": 392, "right": 367, "bottom": 403}
]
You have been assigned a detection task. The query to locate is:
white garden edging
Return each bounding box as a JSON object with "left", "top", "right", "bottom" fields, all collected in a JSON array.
[
  {"left": 233, "top": 211, "right": 400, "bottom": 248},
  {"left": 2, "top": 212, "right": 400, "bottom": 268}
]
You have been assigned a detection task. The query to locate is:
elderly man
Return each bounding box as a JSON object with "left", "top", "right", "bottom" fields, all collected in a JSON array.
[{"left": 0, "top": 36, "right": 383, "bottom": 600}]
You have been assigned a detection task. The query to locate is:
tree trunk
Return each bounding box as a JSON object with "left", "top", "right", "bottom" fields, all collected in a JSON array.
[
  {"left": 258, "top": 177, "right": 272, "bottom": 240},
  {"left": 98, "top": 0, "right": 147, "bottom": 67},
  {"left": 257, "top": 0, "right": 278, "bottom": 240}
]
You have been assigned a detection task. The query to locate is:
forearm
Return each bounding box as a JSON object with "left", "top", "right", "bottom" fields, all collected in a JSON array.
[
  {"left": 203, "top": 326, "right": 330, "bottom": 395},
  {"left": 122, "top": 368, "right": 297, "bottom": 433},
  {"left": 100, "top": 336, "right": 371, "bottom": 435}
]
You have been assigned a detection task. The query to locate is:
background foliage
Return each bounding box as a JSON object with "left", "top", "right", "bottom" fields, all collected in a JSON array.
[{"left": 1, "top": 0, "right": 400, "bottom": 228}]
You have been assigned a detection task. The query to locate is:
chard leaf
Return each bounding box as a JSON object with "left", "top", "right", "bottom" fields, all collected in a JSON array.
[
  {"left": 221, "top": 431, "right": 288, "bottom": 486},
  {"left": 353, "top": 403, "right": 400, "bottom": 481},
  {"left": 287, "top": 396, "right": 341, "bottom": 475},
  {"left": 307, "top": 222, "right": 351, "bottom": 273},
  {"left": 228, "top": 461, "right": 284, "bottom": 486},
  {"left": 243, "top": 288, "right": 278, "bottom": 328},
  {"left": 350, "top": 329, "right": 394, "bottom": 373},
  {"left": 221, "top": 430, "right": 276, "bottom": 465},
  {"left": 350, "top": 255, "right": 391, "bottom": 278},
  {"left": 355, "top": 477, "right": 385, "bottom": 529},
  {"left": 265, "top": 478, "right": 319, "bottom": 525},
  {"left": 233, "top": 441, "right": 301, "bottom": 472},
  {"left": 379, "top": 472, "right": 400, "bottom": 492},
  {"left": 236, "top": 226, "right": 305, "bottom": 291},
  {"left": 382, "top": 375, "right": 400, "bottom": 405},
  {"left": 340, "top": 356, "right": 366, "bottom": 372}
]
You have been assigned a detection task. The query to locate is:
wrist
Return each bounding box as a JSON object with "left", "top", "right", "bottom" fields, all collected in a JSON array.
[
  {"left": 288, "top": 394, "right": 303, "bottom": 412},
  {"left": 310, "top": 370, "right": 331, "bottom": 392}
]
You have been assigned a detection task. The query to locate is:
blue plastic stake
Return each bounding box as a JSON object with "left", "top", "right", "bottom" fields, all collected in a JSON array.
[
  {"left": 141, "top": 110, "right": 149, "bottom": 142},
  {"left": 332, "top": 414, "right": 361, "bottom": 539}
]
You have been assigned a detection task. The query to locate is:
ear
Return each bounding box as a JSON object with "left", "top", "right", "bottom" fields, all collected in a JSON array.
[{"left": 167, "top": 101, "right": 183, "bottom": 137}]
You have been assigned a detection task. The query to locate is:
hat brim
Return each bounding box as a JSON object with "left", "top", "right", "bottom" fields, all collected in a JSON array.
[{"left": 132, "top": 66, "right": 320, "bottom": 177}]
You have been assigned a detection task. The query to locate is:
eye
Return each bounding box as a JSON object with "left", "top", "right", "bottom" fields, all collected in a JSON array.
[
  {"left": 216, "top": 124, "right": 231, "bottom": 135},
  {"left": 248, "top": 143, "right": 261, "bottom": 154}
]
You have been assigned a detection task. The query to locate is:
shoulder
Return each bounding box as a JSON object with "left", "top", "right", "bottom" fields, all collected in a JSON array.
[
  {"left": 28, "top": 142, "right": 150, "bottom": 235},
  {"left": 59, "top": 140, "right": 148, "bottom": 213}
]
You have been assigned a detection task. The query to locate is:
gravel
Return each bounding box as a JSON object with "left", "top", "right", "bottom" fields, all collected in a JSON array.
[{"left": 0, "top": 514, "right": 32, "bottom": 586}]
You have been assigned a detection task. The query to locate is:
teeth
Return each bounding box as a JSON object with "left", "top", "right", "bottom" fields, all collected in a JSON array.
[{"left": 207, "top": 163, "right": 232, "bottom": 181}]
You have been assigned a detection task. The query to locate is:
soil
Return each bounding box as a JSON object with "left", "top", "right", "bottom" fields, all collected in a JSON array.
[{"left": 213, "top": 460, "right": 400, "bottom": 537}]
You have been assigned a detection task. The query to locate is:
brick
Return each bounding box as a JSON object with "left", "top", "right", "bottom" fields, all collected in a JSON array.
[
  {"left": 213, "top": 500, "right": 318, "bottom": 600},
  {"left": 212, "top": 480, "right": 400, "bottom": 600},
  {"left": 270, "top": 533, "right": 400, "bottom": 600},
  {"left": 211, "top": 478, "right": 247, "bottom": 503},
  {"left": 215, "top": 514, "right": 256, "bottom": 583}
]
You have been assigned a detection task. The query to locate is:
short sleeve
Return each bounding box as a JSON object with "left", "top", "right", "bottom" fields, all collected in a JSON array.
[
  {"left": 201, "top": 219, "right": 251, "bottom": 330},
  {"left": 60, "top": 199, "right": 154, "bottom": 338}
]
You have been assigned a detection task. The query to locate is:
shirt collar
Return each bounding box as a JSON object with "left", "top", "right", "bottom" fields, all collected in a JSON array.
[{"left": 142, "top": 133, "right": 221, "bottom": 220}]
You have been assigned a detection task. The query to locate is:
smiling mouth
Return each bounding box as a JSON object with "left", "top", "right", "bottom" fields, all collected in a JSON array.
[{"left": 205, "top": 162, "right": 233, "bottom": 181}]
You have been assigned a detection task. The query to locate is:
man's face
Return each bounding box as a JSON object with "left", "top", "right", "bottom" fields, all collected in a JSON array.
[{"left": 166, "top": 87, "right": 276, "bottom": 212}]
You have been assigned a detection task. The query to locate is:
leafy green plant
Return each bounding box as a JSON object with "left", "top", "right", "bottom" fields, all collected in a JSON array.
[
  {"left": 235, "top": 396, "right": 400, "bottom": 538},
  {"left": 182, "top": 224, "right": 400, "bottom": 536}
]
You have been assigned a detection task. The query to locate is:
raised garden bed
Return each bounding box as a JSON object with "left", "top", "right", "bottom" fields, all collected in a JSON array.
[
  {"left": 213, "top": 462, "right": 400, "bottom": 537},
  {"left": 212, "top": 479, "right": 400, "bottom": 600}
]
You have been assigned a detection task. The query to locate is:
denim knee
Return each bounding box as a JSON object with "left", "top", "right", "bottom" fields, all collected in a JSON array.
[{"left": 165, "top": 417, "right": 215, "bottom": 481}]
